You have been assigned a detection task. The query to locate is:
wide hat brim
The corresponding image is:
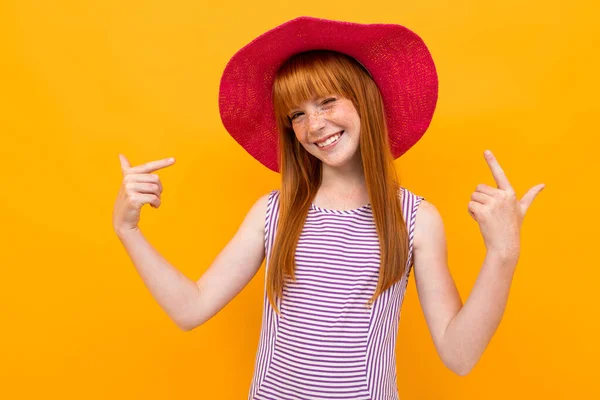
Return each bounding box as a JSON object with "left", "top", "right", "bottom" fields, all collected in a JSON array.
[{"left": 219, "top": 16, "right": 438, "bottom": 173}]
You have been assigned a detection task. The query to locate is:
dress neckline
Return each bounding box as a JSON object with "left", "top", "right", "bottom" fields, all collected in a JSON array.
[
  {"left": 308, "top": 187, "right": 404, "bottom": 215},
  {"left": 309, "top": 202, "right": 372, "bottom": 214}
]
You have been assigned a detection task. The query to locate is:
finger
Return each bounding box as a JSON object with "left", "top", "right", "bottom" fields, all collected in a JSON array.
[
  {"left": 484, "top": 150, "right": 513, "bottom": 191},
  {"left": 129, "top": 157, "right": 176, "bottom": 175},
  {"left": 520, "top": 183, "right": 545, "bottom": 214},
  {"left": 126, "top": 173, "right": 163, "bottom": 193},
  {"left": 468, "top": 209, "right": 477, "bottom": 221},
  {"left": 134, "top": 193, "right": 161, "bottom": 209},
  {"left": 119, "top": 154, "right": 131, "bottom": 176},
  {"left": 126, "top": 182, "right": 162, "bottom": 196},
  {"left": 468, "top": 200, "right": 483, "bottom": 220},
  {"left": 471, "top": 191, "right": 493, "bottom": 205},
  {"left": 475, "top": 183, "right": 500, "bottom": 196}
]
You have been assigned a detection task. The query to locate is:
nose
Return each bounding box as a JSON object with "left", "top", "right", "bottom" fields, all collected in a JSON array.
[{"left": 307, "top": 109, "right": 326, "bottom": 134}]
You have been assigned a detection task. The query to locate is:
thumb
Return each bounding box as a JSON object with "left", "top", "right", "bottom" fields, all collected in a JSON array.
[
  {"left": 118, "top": 154, "right": 131, "bottom": 175},
  {"left": 520, "top": 183, "right": 545, "bottom": 214}
]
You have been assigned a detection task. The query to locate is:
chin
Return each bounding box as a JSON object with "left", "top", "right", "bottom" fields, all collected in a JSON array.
[
  {"left": 306, "top": 145, "right": 361, "bottom": 168},
  {"left": 320, "top": 155, "right": 355, "bottom": 168}
]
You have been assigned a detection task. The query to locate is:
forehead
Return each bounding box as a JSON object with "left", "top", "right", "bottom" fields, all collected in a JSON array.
[
  {"left": 289, "top": 94, "right": 338, "bottom": 109},
  {"left": 279, "top": 78, "right": 343, "bottom": 112}
]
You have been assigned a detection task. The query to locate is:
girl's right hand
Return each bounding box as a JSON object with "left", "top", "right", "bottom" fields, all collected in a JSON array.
[{"left": 113, "top": 154, "right": 176, "bottom": 234}]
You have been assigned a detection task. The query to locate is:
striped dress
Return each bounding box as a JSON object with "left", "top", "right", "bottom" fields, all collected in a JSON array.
[{"left": 249, "top": 187, "right": 424, "bottom": 400}]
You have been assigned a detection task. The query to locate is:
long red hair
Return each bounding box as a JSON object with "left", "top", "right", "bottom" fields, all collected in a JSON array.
[{"left": 268, "top": 50, "right": 409, "bottom": 314}]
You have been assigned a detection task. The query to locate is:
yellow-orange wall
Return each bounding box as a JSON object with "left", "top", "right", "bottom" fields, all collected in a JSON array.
[{"left": 1, "top": 0, "right": 597, "bottom": 398}]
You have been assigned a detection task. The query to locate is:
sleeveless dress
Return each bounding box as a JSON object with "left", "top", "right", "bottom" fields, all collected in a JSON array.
[{"left": 249, "top": 187, "right": 425, "bottom": 400}]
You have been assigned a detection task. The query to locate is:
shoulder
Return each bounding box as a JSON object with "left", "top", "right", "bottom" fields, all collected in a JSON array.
[
  {"left": 413, "top": 199, "right": 446, "bottom": 251},
  {"left": 242, "top": 191, "right": 274, "bottom": 236},
  {"left": 250, "top": 191, "right": 274, "bottom": 218}
]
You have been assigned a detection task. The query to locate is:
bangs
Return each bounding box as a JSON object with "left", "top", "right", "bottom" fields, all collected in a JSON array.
[{"left": 272, "top": 51, "right": 356, "bottom": 123}]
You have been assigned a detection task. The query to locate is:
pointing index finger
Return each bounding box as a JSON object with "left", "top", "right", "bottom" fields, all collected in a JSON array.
[
  {"left": 484, "top": 150, "right": 512, "bottom": 191},
  {"left": 129, "top": 157, "right": 176, "bottom": 174}
]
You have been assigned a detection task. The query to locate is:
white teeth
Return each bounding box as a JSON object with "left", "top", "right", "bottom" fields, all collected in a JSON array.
[{"left": 316, "top": 132, "right": 342, "bottom": 148}]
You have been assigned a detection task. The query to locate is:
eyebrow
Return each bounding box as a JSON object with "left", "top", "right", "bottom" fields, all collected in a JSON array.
[{"left": 288, "top": 96, "right": 336, "bottom": 114}]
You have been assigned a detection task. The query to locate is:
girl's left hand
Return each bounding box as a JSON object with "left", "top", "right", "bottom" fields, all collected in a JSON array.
[{"left": 468, "top": 150, "right": 545, "bottom": 261}]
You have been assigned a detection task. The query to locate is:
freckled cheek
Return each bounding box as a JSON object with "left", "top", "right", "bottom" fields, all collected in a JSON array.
[
  {"left": 292, "top": 126, "right": 308, "bottom": 144},
  {"left": 354, "top": 113, "right": 361, "bottom": 132},
  {"left": 346, "top": 118, "right": 360, "bottom": 136}
]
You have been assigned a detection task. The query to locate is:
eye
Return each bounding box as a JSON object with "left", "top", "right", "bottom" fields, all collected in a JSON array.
[
  {"left": 288, "top": 98, "right": 336, "bottom": 121},
  {"left": 289, "top": 112, "right": 303, "bottom": 121}
]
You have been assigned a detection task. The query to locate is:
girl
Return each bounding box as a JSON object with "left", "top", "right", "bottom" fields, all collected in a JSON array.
[{"left": 113, "top": 16, "right": 544, "bottom": 400}]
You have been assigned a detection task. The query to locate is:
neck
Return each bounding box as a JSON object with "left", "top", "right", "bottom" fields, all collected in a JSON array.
[{"left": 319, "top": 156, "right": 367, "bottom": 198}]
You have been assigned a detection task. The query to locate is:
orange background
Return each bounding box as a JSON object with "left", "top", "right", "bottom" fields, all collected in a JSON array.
[{"left": 1, "top": 0, "right": 598, "bottom": 399}]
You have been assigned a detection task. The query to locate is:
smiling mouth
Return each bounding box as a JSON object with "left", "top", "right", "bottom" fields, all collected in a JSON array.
[{"left": 315, "top": 131, "right": 344, "bottom": 148}]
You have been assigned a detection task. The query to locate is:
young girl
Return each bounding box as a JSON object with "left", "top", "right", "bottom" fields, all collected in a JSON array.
[{"left": 113, "top": 16, "right": 544, "bottom": 400}]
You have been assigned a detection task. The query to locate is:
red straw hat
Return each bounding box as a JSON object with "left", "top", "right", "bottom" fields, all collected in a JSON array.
[{"left": 219, "top": 16, "right": 438, "bottom": 173}]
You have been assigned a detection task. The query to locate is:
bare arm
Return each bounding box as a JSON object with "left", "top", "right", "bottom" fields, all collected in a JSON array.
[
  {"left": 116, "top": 193, "right": 269, "bottom": 331},
  {"left": 413, "top": 151, "right": 544, "bottom": 376},
  {"left": 191, "top": 193, "right": 268, "bottom": 329},
  {"left": 412, "top": 199, "right": 518, "bottom": 376}
]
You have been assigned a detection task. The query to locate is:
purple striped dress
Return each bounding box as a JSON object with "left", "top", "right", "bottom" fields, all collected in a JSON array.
[{"left": 249, "top": 187, "right": 424, "bottom": 400}]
